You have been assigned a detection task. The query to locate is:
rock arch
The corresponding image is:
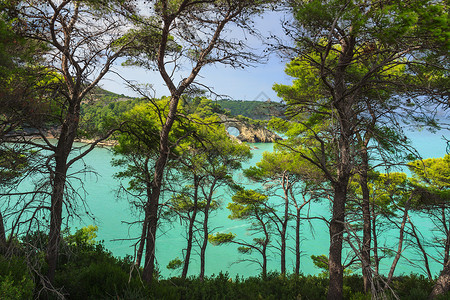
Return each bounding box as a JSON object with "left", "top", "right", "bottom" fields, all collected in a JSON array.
[{"left": 218, "top": 114, "right": 282, "bottom": 143}]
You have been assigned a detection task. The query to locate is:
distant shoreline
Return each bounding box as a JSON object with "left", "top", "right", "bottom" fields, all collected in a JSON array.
[
  {"left": 40, "top": 128, "right": 118, "bottom": 147},
  {"left": 74, "top": 138, "right": 118, "bottom": 147}
]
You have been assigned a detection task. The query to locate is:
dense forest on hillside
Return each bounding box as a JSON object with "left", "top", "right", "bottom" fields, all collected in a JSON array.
[
  {"left": 79, "top": 89, "right": 280, "bottom": 138},
  {"left": 80, "top": 88, "right": 144, "bottom": 138},
  {"left": 85, "top": 87, "right": 135, "bottom": 103},
  {"left": 81, "top": 88, "right": 284, "bottom": 124},
  {"left": 0, "top": 0, "right": 448, "bottom": 299},
  {"left": 215, "top": 99, "right": 285, "bottom": 120}
]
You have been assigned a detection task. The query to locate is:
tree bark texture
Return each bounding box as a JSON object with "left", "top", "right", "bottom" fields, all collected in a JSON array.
[
  {"left": 142, "top": 197, "right": 158, "bottom": 283},
  {"left": 281, "top": 174, "right": 289, "bottom": 275},
  {"left": 142, "top": 95, "right": 180, "bottom": 283},
  {"left": 262, "top": 244, "right": 267, "bottom": 279},
  {"left": 295, "top": 207, "right": 301, "bottom": 275},
  {"left": 326, "top": 31, "right": 356, "bottom": 300},
  {"left": 136, "top": 167, "right": 152, "bottom": 267},
  {"left": 327, "top": 184, "right": 347, "bottom": 300},
  {"left": 199, "top": 209, "right": 209, "bottom": 281},
  {"left": 200, "top": 197, "right": 211, "bottom": 280},
  {"left": 200, "top": 179, "right": 218, "bottom": 280},
  {"left": 385, "top": 198, "right": 410, "bottom": 288},
  {"left": 443, "top": 207, "right": 449, "bottom": 266},
  {"left": 0, "top": 211, "right": 6, "bottom": 251},
  {"left": 182, "top": 176, "right": 199, "bottom": 279},
  {"left": 371, "top": 203, "right": 380, "bottom": 274},
  {"left": 408, "top": 218, "right": 432, "bottom": 280},
  {"left": 359, "top": 147, "right": 372, "bottom": 293},
  {"left": 429, "top": 260, "right": 450, "bottom": 299},
  {"left": 135, "top": 213, "right": 148, "bottom": 267},
  {"left": 46, "top": 109, "right": 79, "bottom": 283}
]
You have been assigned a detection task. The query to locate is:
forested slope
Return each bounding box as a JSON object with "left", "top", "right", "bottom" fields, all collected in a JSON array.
[{"left": 215, "top": 99, "right": 285, "bottom": 120}]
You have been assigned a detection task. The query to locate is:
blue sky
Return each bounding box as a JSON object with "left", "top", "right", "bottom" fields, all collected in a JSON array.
[{"left": 99, "top": 10, "right": 294, "bottom": 102}]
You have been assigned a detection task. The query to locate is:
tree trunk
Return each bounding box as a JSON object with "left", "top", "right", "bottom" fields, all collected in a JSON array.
[
  {"left": 326, "top": 33, "right": 355, "bottom": 300},
  {"left": 135, "top": 209, "right": 149, "bottom": 267},
  {"left": 142, "top": 197, "right": 158, "bottom": 283},
  {"left": 281, "top": 175, "right": 289, "bottom": 275},
  {"left": 46, "top": 108, "right": 78, "bottom": 284},
  {"left": 200, "top": 199, "right": 211, "bottom": 281},
  {"left": 182, "top": 176, "right": 199, "bottom": 279},
  {"left": 295, "top": 207, "right": 301, "bottom": 275},
  {"left": 182, "top": 212, "right": 196, "bottom": 279},
  {"left": 443, "top": 207, "right": 449, "bottom": 266},
  {"left": 0, "top": 210, "right": 6, "bottom": 252},
  {"left": 327, "top": 183, "right": 347, "bottom": 300},
  {"left": 259, "top": 213, "right": 270, "bottom": 280},
  {"left": 262, "top": 242, "right": 267, "bottom": 279},
  {"left": 46, "top": 170, "right": 66, "bottom": 283},
  {"left": 385, "top": 198, "right": 410, "bottom": 288},
  {"left": 142, "top": 95, "right": 180, "bottom": 284},
  {"left": 429, "top": 260, "right": 450, "bottom": 299},
  {"left": 359, "top": 147, "right": 372, "bottom": 293},
  {"left": 200, "top": 179, "right": 217, "bottom": 281},
  {"left": 372, "top": 201, "right": 379, "bottom": 274},
  {"left": 136, "top": 170, "right": 152, "bottom": 267},
  {"left": 408, "top": 217, "right": 432, "bottom": 280}
]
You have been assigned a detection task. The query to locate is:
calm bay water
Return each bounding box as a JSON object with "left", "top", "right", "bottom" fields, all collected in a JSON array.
[
  {"left": 71, "top": 142, "right": 332, "bottom": 278},
  {"left": 18, "top": 129, "right": 450, "bottom": 278}
]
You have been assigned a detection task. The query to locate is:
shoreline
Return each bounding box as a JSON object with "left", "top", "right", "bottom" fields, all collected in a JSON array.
[{"left": 74, "top": 138, "right": 118, "bottom": 147}]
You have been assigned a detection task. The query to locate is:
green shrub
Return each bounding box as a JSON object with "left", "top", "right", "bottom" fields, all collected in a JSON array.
[
  {"left": 391, "top": 274, "right": 433, "bottom": 299},
  {"left": 53, "top": 227, "right": 146, "bottom": 299},
  {"left": 0, "top": 256, "right": 34, "bottom": 300},
  {"left": 5, "top": 227, "right": 449, "bottom": 300}
]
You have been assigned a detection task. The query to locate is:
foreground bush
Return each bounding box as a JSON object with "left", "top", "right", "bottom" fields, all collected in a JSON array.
[
  {"left": 0, "top": 255, "right": 34, "bottom": 300},
  {"left": 150, "top": 272, "right": 449, "bottom": 300},
  {"left": 1, "top": 228, "right": 449, "bottom": 299}
]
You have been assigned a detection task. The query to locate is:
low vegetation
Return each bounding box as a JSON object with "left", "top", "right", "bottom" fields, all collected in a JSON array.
[{"left": 1, "top": 227, "right": 448, "bottom": 299}]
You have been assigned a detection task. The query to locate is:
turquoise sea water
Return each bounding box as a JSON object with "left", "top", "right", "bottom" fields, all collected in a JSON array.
[{"left": 8, "top": 129, "right": 450, "bottom": 278}]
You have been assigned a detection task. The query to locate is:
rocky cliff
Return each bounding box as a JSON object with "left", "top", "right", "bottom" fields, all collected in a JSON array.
[{"left": 218, "top": 114, "right": 282, "bottom": 143}]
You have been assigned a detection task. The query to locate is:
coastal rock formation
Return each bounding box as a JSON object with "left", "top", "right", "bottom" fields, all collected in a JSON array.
[{"left": 218, "top": 114, "right": 282, "bottom": 143}]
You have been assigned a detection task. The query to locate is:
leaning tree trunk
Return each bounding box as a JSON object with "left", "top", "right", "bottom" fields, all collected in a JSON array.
[
  {"left": 141, "top": 0, "right": 245, "bottom": 282},
  {"left": 385, "top": 197, "right": 410, "bottom": 288},
  {"left": 135, "top": 213, "right": 148, "bottom": 267},
  {"left": 142, "top": 95, "right": 180, "bottom": 284},
  {"left": 136, "top": 161, "right": 152, "bottom": 267},
  {"left": 46, "top": 107, "right": 79, "bottom": 283},
  {"left": 200, "top": 179, "right": 217, "bottom": 280},
  {"left": 182, "top": 176, "right": 199, "bottom": 279},
  {"left": 408, "top": 218, "right": 432, "bottom": 280}
]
